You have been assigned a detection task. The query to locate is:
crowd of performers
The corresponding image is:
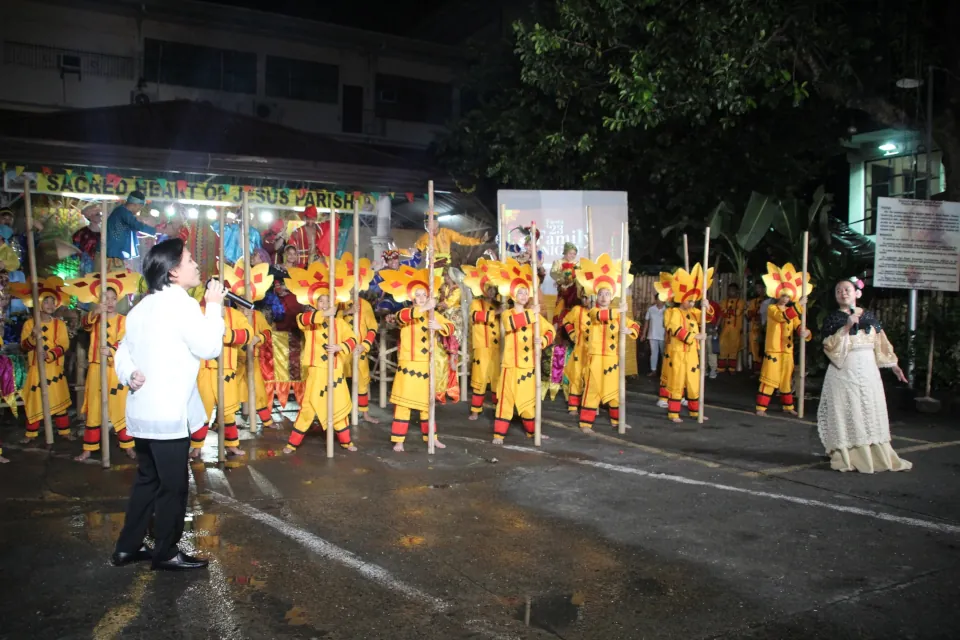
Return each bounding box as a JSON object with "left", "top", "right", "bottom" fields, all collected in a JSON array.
[{"left": 0, "top": 196, "right": 914, "bottom": 474}]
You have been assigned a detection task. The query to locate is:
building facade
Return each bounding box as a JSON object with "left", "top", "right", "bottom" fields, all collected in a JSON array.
[{"left": 0, "top": 0, "right": 465, "bottom": 150}]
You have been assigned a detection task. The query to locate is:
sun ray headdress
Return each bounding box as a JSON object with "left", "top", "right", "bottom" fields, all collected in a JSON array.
[
  {"left": 654, "top": 264, "right": 713, "bottom": 303},
  {"left": 221, "top": 258, "right": 274, "bottom": 302},
  {"left": 576, "top": 253, "right": 634, "bottom": 298},
  {"left": 762, "top": 262, "right": 814, "bottom": 301},
  {"left": 462, "top": 258, "right": 503, "bottom": 297},
  {"left": 488, "top": 258, "right": 534, "bottom": 302},
  {"left": 10, "top": 276, "right": 67, "bottom": 308},
  {"left": 63, "top": 271, "right": 143, "bottom": 304},
  {"left": 340, "top": 252, "right": 375, "bottom": 293},
  {"left": 284, "top": 261, "right": 355, "bottom": 307},
  {"left": 376, "top": 265, "right": 441, "bottom": 304}
]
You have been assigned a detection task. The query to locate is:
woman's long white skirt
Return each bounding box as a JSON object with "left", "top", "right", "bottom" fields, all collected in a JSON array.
[{"left": 817, "top": 348, "right": 912, "bottom": 473}]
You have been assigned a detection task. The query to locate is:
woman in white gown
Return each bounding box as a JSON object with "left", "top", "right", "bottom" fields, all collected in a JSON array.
[{"left": 817, "top": 278, "right": 912, "bottom": 473}]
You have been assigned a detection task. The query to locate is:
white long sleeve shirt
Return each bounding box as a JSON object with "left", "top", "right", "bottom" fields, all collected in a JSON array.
[{"left": 114, "top": 285, "right": 225, "bottom": 440}]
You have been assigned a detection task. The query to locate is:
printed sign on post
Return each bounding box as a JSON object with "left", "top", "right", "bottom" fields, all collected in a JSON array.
[{"left": 873, "top": 197, "right": 960, "bottom": 292}]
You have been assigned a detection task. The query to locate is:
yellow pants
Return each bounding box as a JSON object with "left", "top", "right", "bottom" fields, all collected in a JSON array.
[
  {"left": 81, "top": 362, "right": 134, "bottom": 452},
  {"left": 288, "top": 365, "right": 353, "bottom": 449},
  {"left": 390, "top": 405, "right": 437, "bottom": 443},
  {"left": 238, "top": 356, "right": 273, "bottom": 427},
  {"left": 564, "top": 347, "right": 587, "bottom": 411},
  {"left": 663, "top": 349, "right": 701, "bottom": 419},
  {"left": 344, "top": 350, "right": 372, "bottom": 412},
  {"left": 24, "top": 361, "right": 71, "bottom": 438},
  {"left": 578, "top": 355, "right": 621, "bottom": 429},
  {"left": 493, "top": 367, "right": 536, "bottom": 440},
  {"left": 718, "top": 326, "right": 741, "bottom": 371},
  {"left": 749, "top": 326, "right": 762, "bottom": 372},
  {"left": 194, "top": 367, "right": 242, "bottom": 448},
  {"left": 756, "top": 351, "right": 795, "bottom": 411}
]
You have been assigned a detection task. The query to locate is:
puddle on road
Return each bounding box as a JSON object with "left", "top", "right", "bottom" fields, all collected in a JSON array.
[{"left": 512, "top": 593, "right": 585, "bottom": 632}]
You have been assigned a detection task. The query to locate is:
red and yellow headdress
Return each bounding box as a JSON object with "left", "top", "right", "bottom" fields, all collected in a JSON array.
[
  {"left": 377, "top": 266, "right": 441, "bottom": 304},
  {"left": 489, "top": 258, "right": 534, "bottom": 302},
  {"left": 340, "top": 252, "right": 375, "bottom": 292},
  {"left": 222, "top": 258, "right": 274, "bottom": 302},
  {"left": 63, "top": 271, "right": 143, "bottom": 304},
  {"left": 10, "top": 276, "right": 67, "bottom": 308},
  {"left": 762, "top": 262, "right": 814, "bottom": 301},
  {"left": 462, "top": 258, "right": 501, "bottom": 297},
  {"left": 576, "top": 253, "right": 633, "bottom": 298},
  {"left": 655, "top": 264, "right": 713, "bottom": 303},
  {"left": 284, "top": 261, "right": 355, "bottom": 307}
]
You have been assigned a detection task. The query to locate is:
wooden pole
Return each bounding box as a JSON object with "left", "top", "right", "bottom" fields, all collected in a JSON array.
[
  {"left": 530, "top": 222, "right": 543, "bottom": 446},
  {"left": 242, "top": 193, "right": 256, "bottom": 433},
  {"left": 698, "top": 228, "right": 711, "bottom": 425},
  {"left": 327, "top": 209, "right": 337, "bottom": 459},
  {"left": 618, "top": 222, "right": 629, "bottom": 435},
  {"left": 99, "top": 200, "right": 110, "bottom": 468},
  {"left": 498, "top": 203, "right": 506, "bottom": 393},
  {"left": 217, "top": 207, "right": 226, "bottom": 463},
  {"left": 683, "top": 234, "right": 690, "bottom": 272},
  {"left": 351, "top": 199, "right": 360, "bottom": 427},
  {"left": 379, "top": 327, "right": 387, "bottom": 408},
  {"left": 798, "top": 231, "right": 809, "bottom": 418},
  {"left": 586, "top": 206, "right": 594, "bottom": 258},
  {"left": 460, "top": 280, "right": 469, "bottom": 403},
  {"left": 23, "top": 182, "right": 54, "bottom": 445},
  {"left": 427, "top": 181, "right": 437, "bottom": 455}
]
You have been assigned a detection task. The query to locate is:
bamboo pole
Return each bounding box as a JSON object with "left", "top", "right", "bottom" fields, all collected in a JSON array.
[
  {"left": 587, "top": 206, "right": 595, "bottom": 307},
  {"left": 327, "top": 209, "right": 337, "bottom": 459},
  {"left": 698, "top": 228, "right": 711, "bottom": 425},
  {"left": 427, "top": 181, "right": 437, "bottom": 455},
  {"left": 23, "top": 182, "right": 54, "bottom": 445},
  {"left": 498, "top": 203, "right": 506, "bottom": 395},
  {"left": 740, "top": 266, "right": 748, "bottom": 373},
  {"left": 242, "top": 193, "right": 256, "bottom": 433},
  {"left": 683, "top": 234, "right": 690, "bottom": 271},
  {"left": 379, "top": 327, "right": 387, "bottom": 408},
  {"left": 798, "top": 231, "right": 809, "bottom": 418},
  {"left": 530, "top": 222, "right": 542, "bottom": 446},
  {"left": 351, "top": 200, "right": 360, "bottom": 427},
  {"left": 618, "top": 222, "right": 629, "bottom": 435},
  {"left": 217, "top": 207, "right": 226, "bottom": 463},
  {"left": 99, "top": 200, "right": 110, "bottom": 468},
  {"left": 460, "top": 280, "right": 469, "bottom": 403}
]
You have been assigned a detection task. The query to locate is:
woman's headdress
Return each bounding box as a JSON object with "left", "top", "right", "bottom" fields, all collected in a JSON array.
[
  {"left": 489, "top": 258, "right": 534, "bottom": 302},
  {"left": 63, "top": 271, "right": 143, "bottom": 304},
  {"left": 762, "top": 262, "right": 814, "bottom": 300},
  {"left": 575, "top": 253, "right": 633, "bottom": 298},
  {"left": 654, "top": 264, "right": 713, "bottom": 303},
  {"left": 462, "top": 258, "right": 500, "bottom": 297},
  {"left": 376, "top": 266, "right": 440, "bottom": 304},
  {"left": 10, "top": 276, "right": 67, "bottom": 308},
  {"left": 340, "top": 252, "right": 375, "bottom": 292},
  {"left": 222, "top": 258, "right": 274, "bottom": 302},
  {"left": 284, "top": 261, "right": 355, "bottom": 307}
]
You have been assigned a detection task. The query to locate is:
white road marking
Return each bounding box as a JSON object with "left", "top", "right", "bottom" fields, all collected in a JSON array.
[
  {"left": 247, "top": 466, "right": 284, "bottom": 499},
  {"left": 207, "top": 491, "right": 450, "bottom": 611},
  {"left": 444, "top": 434, "right": 960, "bottom": 536}
]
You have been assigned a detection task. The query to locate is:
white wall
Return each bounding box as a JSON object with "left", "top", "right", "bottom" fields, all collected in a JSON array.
[{"left": 0, "top": 0, "right": 457, "bottom": 147}]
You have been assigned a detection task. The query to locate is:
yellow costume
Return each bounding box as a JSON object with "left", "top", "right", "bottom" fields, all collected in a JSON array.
[
  {"left": 11, "top": 278, "right": 72, "bottom": 439},
  {"left": 192, "top": 305, "right": 253, "bottom": 451},
  {"left": 415, "top": 227, "right": 485, "bottom": 271},
  {"left": 756, "top": 263, "right": 813, "bottom": 413},
  {"left": 562, "top": 305, "right": 590, "bottom": 412},
  {"left": 223, "top": 259, "right": 276, "bottom": 429},
  {"left": 63, "top": 271, "right": 143, "bottom": 452},
  {"left": 654, "top": 265, "right": 715, "bottom": 420},
  {"left": 463, "top": 260, "right": 502, "bottom": 414},
  {"left": 718, "top": 296, "right": 745, "bottom": 372},
  {"left": 378, "top": 266, "right": 453, "bottom": 444},
  {"left": 575, "top": 255, "right": 639, "bottom": 429},
  {"left": 284, "top": 262, "right": 358, "bottom": 450},
  {"left": 745, "top": 295, "right": 765, "bottom": 373},
  {"left": 338, "top": 254, "right": 378, "bottom": 416},
  {"left": 487, "top": 259, "right": 554, "bottom": 440}
]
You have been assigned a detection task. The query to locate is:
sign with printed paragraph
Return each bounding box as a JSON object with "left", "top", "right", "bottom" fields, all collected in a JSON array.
[{"left": 873, "top": 197, "right": 960, "bottom": 292}]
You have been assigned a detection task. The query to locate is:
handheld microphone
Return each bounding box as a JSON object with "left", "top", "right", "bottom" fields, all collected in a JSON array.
[
  {"left": 848, "top": 305, "right": 859, "bottom": 334},
  {"left": 206, "top": 278, "right": 255, "bottom": 310}
]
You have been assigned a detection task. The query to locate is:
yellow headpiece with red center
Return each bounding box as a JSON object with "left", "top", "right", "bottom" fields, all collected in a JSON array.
[
  {"left": 222, "top": 258, "right": 274, "bottom": 302},
  {"left": 376, "top": 265, "right": 441, "bottom": 304},
  {"left": 63, "top": 271, "right": 143, "bottom": 304},
  {"left": 340, "top": 252, "right": 375, "bottom": 292},
  {"left": 762, "top": 262, "right": 814, "bottom": 301},
  {"left": 462, "top": 258, "right": 500, "bottom": 297},
  {"left": 10, "top": 276, "right": 67, "bottom": 308},
  {"left": 489, "top": 258, "right": 533, "bottom": 302},
  {"left": 576, "top": 253, "right": 633, "bottom": 298},
  {"left": 284, "top": 261, "right": 355, "bottom": 307},
  {"left": 655, "top": 264, "right": 713, "bottom": 303}
]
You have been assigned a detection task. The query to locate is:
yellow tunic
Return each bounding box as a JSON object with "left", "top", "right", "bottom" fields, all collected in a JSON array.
[
  {"left": 759, "top": 303, "right": 810, "bottom": 392},
  {"left": 415, "top": 228, "right": 484, "bottom": 263},
  {"left": 81, "top": 313, "right": 129, "bottom": 432},
  {"left": 468, "top": 297, "right": 501, "bottom": 394},
  {"left": 339, "top": 298, "right": 379, "bottom": 400},
  {"left": 21, "top": 317, "right": 71, "bottom": 428},
  {"left": 494, "top": 308, "right": 554, "bottom": 436},
  {"left": 294, "top": 311, "right": 357, "bottom": 431},
  {"left": 198, "top": 306, "right": 253, "bottom": 422},
  {"left": 746, "top": 296, "right": 765, "bottom": 367},
  {"left": 580, "top": 308, "right": 639, "bottom": 412},
  {"left": 390, "top": 306, "right": 453, "bottom": 413},
  {"left": 562, "top": 305, "right": 590, "bottom": 404},
  {"left": 718, "top": 297, "right": 744, "bottom": 366},
  {"left": 663, "top": 307, "right": 707, "bottom": 417},
  {"left": 237, "top": 309, "right": 272, "bottom": 415}
]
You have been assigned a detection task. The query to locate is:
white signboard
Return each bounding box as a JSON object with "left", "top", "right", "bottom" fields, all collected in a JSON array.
[
  {"left": 497, "top": 190, "right": 628, "bottom": 295},
  {"left": 873, "top": 198, "right": 960, "bottom": 292}
]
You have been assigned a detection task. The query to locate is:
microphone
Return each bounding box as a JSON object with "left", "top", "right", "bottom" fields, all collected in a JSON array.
[
  {"left": 206, "top": 278, "right": 255, "bottom": 310},
  {"left": 848, "top": 305, "right": 859, "bottom": 334}
]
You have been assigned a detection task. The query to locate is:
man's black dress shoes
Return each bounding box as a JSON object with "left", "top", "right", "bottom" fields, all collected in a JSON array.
[
  {"left": 110, "top": 545, "right": 153, "bottom": 567},
  {"left": 151, "top": 551, "right": 209, "bottom": 571}
]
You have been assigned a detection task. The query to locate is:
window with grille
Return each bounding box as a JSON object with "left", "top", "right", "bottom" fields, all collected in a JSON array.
[
  {"left": 859, "top": 152, "right": 941, "bottom": 235},
  {"left": 143, "top": 38, "right": 256, "bottom": 94}
]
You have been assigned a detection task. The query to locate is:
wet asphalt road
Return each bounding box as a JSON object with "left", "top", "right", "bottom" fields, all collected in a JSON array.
[{"left": 1, "top": 375, "right": 959, "bottom": 639}]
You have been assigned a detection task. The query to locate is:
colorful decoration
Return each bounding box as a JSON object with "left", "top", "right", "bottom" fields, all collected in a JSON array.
[
  {"left": 284, "top": 261, "right": 355, "bottom": 307},
  {"left": 655, "top": 264, "right": 713, "bottom": 303},
  {"left": 575, "top": 253, "right": 633, "bottom": 298},
  {"left": 762, "top": 262, "right": 814, "bottom": 301},
  {"left": 63, "top": 270, "right": 143, "bottom": 303},
  {"left": 376, "top": 266, "right": 440, "bottom": 304}
]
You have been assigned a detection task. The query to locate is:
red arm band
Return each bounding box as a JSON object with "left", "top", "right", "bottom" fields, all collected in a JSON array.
[
  {"left": 229, "top": 329, "right": 250, "bottom": 346},
  {"left": 397, "top": 308, "right": 414, "bottom": 325},
  {"left": 47, "top": 346, "right": 65, "bottom": 361},
  {"left": 543, "top": 330, "right": 555, "bottom": 347},
  {"left": 472, "top": 310, "right": 487, "bottom": 323},
  {"left": 363, "top": 329, "right": 377, "bottom": 347},
  {"left": 675, "top": 326, "right": 689, "bottom": 341},
  {"left": 342, "top": 337, "right": 358, "bottom": 352}
]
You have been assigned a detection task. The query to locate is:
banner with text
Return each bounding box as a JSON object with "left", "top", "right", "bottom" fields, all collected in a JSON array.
[{"left": 873, "top": 197, "right": 960, "bottom": 292}]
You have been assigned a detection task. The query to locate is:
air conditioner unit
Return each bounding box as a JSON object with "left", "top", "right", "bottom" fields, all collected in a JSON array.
[{"left": 58, "top": 53, "right": 82, "bottom": 79}]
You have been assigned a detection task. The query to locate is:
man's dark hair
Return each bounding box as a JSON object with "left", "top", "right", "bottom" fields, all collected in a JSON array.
[{"left": 143, "top": 238, "right": 185, "bottom": 293}]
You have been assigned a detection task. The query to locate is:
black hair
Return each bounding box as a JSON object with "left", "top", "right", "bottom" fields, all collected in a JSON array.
[{"left": 144, "top": 238, "right": 186, "bottom": 293}]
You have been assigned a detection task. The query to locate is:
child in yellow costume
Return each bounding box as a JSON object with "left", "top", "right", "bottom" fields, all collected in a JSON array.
[
  {"left": 745, "top": 282, "right": 767, "bottom": 374},
  {"left": 63, "top": 271, "right": 143, "bottom": 461},
  {"left": 463, "top": 259, "right": 502, "bottom": 420},
  {"left": 756, "top": 263, "right": 813, "bottom": 415},
  {"left": 718, "top": 283, "right": 745, "bottom": 372},
  {"left": 282, "top": 262, "right": 359, "bottom": 453},
  {"left": 655, "top": 265, "right": 714, "bottom": 422},
  {"left": 562, "top": 304, "right": 590, "bottom": 414},
  {"left": 191, "top": 292, "right": 254, "bottom": 458},
  {"left": 11, "top": 277, "right": 72, "bottom": 442},
  {"left": 224, "top": 259, "right": 275, "bottom": 429},
  {"left": 575, "top": 254, "right": 640, "bottom": 431},
  {"left": 487, "top": 259, "right": 554, "bottom": 442},
  {"left": 338, "top": 252, "right": 379, "bottom": 424},
  {"left": 378, "top": 265, "right": 454, "bottom": 452}
]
